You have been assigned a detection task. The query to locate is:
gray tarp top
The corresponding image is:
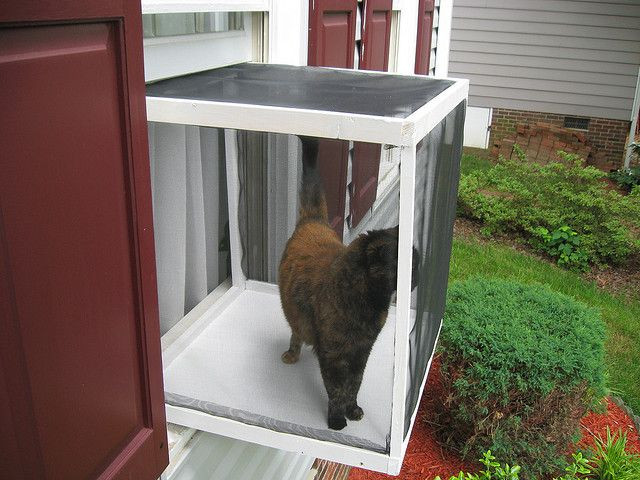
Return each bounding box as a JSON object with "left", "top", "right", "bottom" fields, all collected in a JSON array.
[{"left": 146, "top": 63, "right": 454, "bottom": 119}]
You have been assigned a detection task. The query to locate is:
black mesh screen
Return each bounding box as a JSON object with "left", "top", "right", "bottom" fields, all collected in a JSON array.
[
  {"left": 404, "top": 101, "right": 466, "bottom": 436},
  {"left": 146, "top": 63, "right": 453, "bottom": 119}
]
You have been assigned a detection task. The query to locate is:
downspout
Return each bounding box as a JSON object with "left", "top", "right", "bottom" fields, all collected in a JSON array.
[{"left": 624, "top": 66, "right": 640, "bottom": 169}]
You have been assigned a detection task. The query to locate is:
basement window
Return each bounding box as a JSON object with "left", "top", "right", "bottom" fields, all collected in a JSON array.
[
  {"left": 147, "top": 63, "right": 467, "bottom": 475},
  {"left": 563, "top": 116, "right": 590, "bottom": 131}
]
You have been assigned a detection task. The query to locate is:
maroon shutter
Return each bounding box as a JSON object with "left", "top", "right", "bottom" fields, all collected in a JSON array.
[
  {"left": 308, "top": 0, "right": 357, "bottom": 68},
  {"left": 359, "top": 0, "right": 392, "bottom": 71},
  {"left": 1, "top": 3, "right": 168, "bottom": 480},
  {"left": 308, "top": 0, "right": 357, "bottom": 238},
  {"left": 350, "top": 0, "right": 392, "bottom": 227},
  {"left": 415, "top": 0, "right": 435, "bottom": 75}
]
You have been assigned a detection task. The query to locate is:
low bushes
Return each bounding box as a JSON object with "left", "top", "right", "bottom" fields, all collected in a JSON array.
[
  {"left": 457, "top": 152, "right": 640, "bottom": 269},
  {"left": 435, "top": 432, "right": 640, "bottom": 480},
  {"left": 438, "top": 278, "right": 606, "bottom": 479}
]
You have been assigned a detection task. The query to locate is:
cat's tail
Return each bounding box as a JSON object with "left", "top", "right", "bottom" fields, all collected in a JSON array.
[{"left": 298, "top": 136, "right": 329, "bottom": 223}]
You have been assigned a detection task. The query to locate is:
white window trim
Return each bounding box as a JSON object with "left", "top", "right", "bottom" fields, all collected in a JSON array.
[
  {"left": 142, "top": 0, "right": 270, "bottom": 15},
  {"left": 143, "top": 12, "right": 256, "bottom": 82}
]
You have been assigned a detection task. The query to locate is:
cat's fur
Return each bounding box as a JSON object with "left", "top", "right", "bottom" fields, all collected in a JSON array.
[{"left": 278, "top": 136, "right": 417, "bottom": 430}]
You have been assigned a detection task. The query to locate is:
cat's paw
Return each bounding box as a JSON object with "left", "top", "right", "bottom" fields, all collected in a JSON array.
[
  {"left": 328, "top": 415, "right": 347, "bottom": 430},
  {"left": 346, "top": 405, "right": 364, "bottom": 421},
  {"left": 281, "top": 350, "right": 299, "bottom": 364}
]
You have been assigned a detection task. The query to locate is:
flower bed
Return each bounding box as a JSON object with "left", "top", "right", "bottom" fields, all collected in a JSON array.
[{"left": 348, "top": 361, "right": 639, "bottom": 480}]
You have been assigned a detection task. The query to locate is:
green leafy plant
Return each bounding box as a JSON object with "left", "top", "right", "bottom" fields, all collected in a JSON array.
[
  {"left": 532, "top": 226, "right": 590, "bottom": 271},
  {"left": 457, "top": 152, "right": 640, "bottom": 267},
  {"left": 435, "top": 451, "right": 521, "bottom": 480},
  {"left": 438, "top": 278, "right": 606, "bottom": 479},
  {"left": 588, "top": 427, "right": 640, "bottom": 480},
  {"left": 553, "top": 452, "right": 591, "bottom": 480},
  {"left": 609, "top": 166, "right": 640, "bottom": 192}
]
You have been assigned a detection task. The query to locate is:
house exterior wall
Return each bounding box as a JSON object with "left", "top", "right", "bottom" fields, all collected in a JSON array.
[
  {"left": 449, "top": 1, "right": 640, "bottom": 122},
  {"left": 490, "top": 108, "right": 630, "bottom": 165}
]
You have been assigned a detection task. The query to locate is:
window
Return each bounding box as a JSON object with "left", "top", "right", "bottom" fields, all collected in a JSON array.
[
  {"left": 143, "top": 12, "right": 244, "bottom": 38},
  {"left": 143, "top": 11, "right": 263, "bottom": 82}
]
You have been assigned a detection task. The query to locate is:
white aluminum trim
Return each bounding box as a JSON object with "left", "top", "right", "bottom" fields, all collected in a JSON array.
[
  {"left": 142, "top": 0, "right": 270, "bottom": 14},
  {"left": 161, "top": 285, "right": 243, "bottom": 368},
  {"left": 625, "top": 66, "right": 640, "bottom": 169},
  {"left": 388, "top": 145, "right": 417, "bottom": 465},
  {"left": 435, "top": 0, "right": 453, "bottom": 78},
  {"left": 165, "top": 404, "right": 393, "bottom": 474},
  {"left": 224, "top": 129, "right": 247, "bottom": 289},
  {"left": 400, "top": 319, "right": 444, "bottom": 459}
]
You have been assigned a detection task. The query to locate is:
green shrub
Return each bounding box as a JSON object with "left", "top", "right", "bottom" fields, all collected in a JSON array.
[
  {"left": 438, "top": 278, "right": 606, "bottom": 480},
  {"left": 609, "top": 166, "right": 640, "bottom": 192},
  {"left": 457, "top": 152, "right": 640, "bottom": 267},
  {"left": 531, "top": 225, "right": 590, "bottom": 271}
]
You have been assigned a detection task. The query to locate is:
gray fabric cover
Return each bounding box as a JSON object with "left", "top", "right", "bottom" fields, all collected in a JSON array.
[
  {"left": 165, "top": 391, "right": 387, "bottom": 453},
  {"left": 146, "top": 63, "right": 454, "bottom": 119}
]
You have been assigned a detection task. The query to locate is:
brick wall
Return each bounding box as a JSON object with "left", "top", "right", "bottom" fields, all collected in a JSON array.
[{"left": 490, "top": 108, "right": 630, "bottom": 165}]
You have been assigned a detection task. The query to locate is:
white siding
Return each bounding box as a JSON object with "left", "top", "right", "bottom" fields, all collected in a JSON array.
[{"left": 450, "top": 0, "right": 640, "bottom": 121}]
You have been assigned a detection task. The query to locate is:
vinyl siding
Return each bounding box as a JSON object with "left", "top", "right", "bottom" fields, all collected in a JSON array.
[{"left": 450, "top": 0, "right": 640, "bottom": 121}]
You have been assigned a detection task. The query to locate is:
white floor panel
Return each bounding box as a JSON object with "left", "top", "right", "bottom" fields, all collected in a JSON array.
[{"left": 163, "top": 286, "right": 396, "bottom": 451}]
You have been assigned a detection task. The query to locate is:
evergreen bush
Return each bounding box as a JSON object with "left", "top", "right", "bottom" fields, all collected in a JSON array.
[
  {"left": 457, "top": 153, "right": 640, "bottom": 267},
  {"left": 438, "top": 278, "right": 606, "bottom": 479}
]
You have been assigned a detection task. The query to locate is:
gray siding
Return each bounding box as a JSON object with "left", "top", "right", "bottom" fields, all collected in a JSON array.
[{"left": 450, "top": 0, "right": 640, "bottom": 121}]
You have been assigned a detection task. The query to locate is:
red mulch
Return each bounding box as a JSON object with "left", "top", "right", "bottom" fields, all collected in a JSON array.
[
  {"left": 349, "top": 358, "right": 475, "bottom": 480},
  {"left": 349, "top": 359, "right": 640, "bottom": 480},
  {"left": 578, "top": 398, "right": 640, "bottom": 455}
]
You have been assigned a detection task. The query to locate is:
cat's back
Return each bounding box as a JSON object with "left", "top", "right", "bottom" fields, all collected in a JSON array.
[{"left": 279, "top": 220, "right": 343, "bottom": 278}]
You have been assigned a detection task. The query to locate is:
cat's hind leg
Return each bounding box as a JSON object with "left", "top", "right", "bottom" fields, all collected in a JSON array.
[
  {"left": 281, "top": 332, "right": 302, "bottom": 364},
  {"left": 318, "top": 355, "right": 350, "bottom": 430},
  {"left": 345, "top": 353, "right": 367, "bottom": 421}
]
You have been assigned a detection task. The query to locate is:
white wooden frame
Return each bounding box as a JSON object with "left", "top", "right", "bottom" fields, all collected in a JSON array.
[
  {"left": 146, "top": 68, "right": 468, "bottom": 147},
  {"left": 153, "top": 67, "right": 468, "bottom": 475}
]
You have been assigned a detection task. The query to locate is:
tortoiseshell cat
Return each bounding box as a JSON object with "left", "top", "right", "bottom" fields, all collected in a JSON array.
[{"left": 278, "top": 136, "right": 417, "bottom": 430}]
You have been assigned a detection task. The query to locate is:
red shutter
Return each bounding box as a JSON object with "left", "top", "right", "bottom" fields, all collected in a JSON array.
[
  {"left": 350, "top": 0, "right": 392, "bottom": 227},
  {"left": 415, "top": 0, "right": 435, "bottom": 75},
  {"left": 316, "top": 140, "right": 351, "bottom": 234},
  {"left": 308, "top": 0, "right": 357, "bottom": 68},
  {"left": 308, "top": 0, "right": 357, "bottom": 238},
  {"left": 1, "top": 3, "right": 168, "bottom": 480},
  {"left": 359, "top": 0, "right": 392, "bottom": 71}
]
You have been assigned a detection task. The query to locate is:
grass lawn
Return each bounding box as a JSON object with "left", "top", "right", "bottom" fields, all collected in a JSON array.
[
  {"left": 448, "top": 232, "right": 640, "bottom": 414},
  {"left": 459, "top": 152, "right": 493, "bottom": 176}
]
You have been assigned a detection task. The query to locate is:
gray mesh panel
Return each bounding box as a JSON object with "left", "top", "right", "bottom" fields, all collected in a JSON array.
[{"left": 404, "top": 101, "right": 466, "bottom": 437}]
